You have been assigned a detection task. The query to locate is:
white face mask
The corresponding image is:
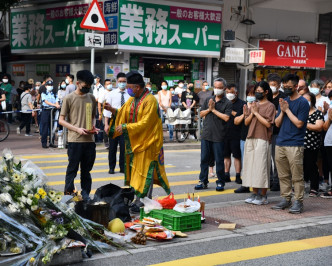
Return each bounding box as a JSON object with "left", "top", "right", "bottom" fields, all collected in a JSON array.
[
  {"left": 309, "top": 87, "right": 320, "bottom": 96},
  {"left": 2, "top": 79, "right": 8, "bottom": 83},
  {"left": 46, "top": 86, "right": 53, "bottom": 92},
  {"left": 161, "top": 85, "right": 167, "bottom": 90},
  {"left": 270, "top": 86, "right": 278, "bottom": 94},
  {"left": 178, "top": 83, "right": 184, "bottom": 88},
  {"left": 214, "top": 88, "right": 224, "bottom": 96},
  {"left": 226, "top": 93, "right": 236, "bottom": 101},
  {"left": 65, "top": 78, "right": 70, "bottom": 84},
  {"left": 106, "top": 84, "right": 112, "bottom": 90},
  {"left": 35, "top": 86, "right": 40, "bottom": 90}
]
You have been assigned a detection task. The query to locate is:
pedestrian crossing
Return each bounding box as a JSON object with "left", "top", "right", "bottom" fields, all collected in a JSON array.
[{"left": 21, "top": 150, "right": 239, "bottom": 200}]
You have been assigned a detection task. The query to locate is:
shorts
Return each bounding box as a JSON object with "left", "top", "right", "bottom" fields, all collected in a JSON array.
[{"left": 224, "top": 138, "right": 241, "bottom": 159}]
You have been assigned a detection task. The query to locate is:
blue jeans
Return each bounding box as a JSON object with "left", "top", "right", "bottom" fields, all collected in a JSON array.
[
  {"left": 240, "top": 140, "right": 245, "bottom": 166},
  {"left": 199, "top": 139, "right": 225, "bottom": 186}
]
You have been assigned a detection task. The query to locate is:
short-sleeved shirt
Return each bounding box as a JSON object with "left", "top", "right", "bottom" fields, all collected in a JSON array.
[
  {"left": 93, "top": 83, "right": 104, "bottom": 100},
  {"left": 276, "top": 96, "right": 310, "bottom": 146},
  {"left": 272, "top": 91, "right": 286, "bottom": 135},
  {"left": 0, "top": 83, "right": 12, "bottom": 103},
  {"left": 60, "top": 92, "right": 97, "bottom": 142},
  {"left": 197, "top": 90, "right": 213, "bottom": 106},
  {"left": 201, "top": 96, "right": 233, "bottom": 142},
  {"left": 20, "top": 92, "right": 33, "bottom": 113},
  {"left": 247, "top": 101, "right": 276, "bottom": 143},
  {"left": 324, "top": 122, "right": 332, "bottom": 147},
  {"left": 65, "top": 84, "right": 76, "bottom": 95},
  {"left": 41, "top": 91, "right": 58, "bottom": 108},
  {"left": 171, "top": 94, "right": 180, "bottom": 110},
  {"left": 225, "top": 98, "right": 246, "bottom": 140},
  {"left": 181, "top": 91, "right": 198, "bottom": 109},
  {"left": 304, "top": 109, "right": 324, "bottom": 150}
]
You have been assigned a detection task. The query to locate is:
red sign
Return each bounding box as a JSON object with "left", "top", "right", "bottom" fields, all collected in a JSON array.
[{"left": 258, "top": 40, "right": 327, "bottom": 68}]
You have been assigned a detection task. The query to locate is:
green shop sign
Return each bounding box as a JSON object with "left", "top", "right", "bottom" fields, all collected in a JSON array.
[{"left": 118, "top": 0, "right": 222, "bottom": 56}]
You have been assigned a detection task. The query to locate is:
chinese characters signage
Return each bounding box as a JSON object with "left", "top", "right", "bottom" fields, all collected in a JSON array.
[
  {"left": 118, "top": 0, "right": 221, "bottom": 56},
  {"left": 56, "top": 64, "right": 70, "bottom": 77},
  {"left": 36, "top": 64, "right": 50, "bottom": 76},
  {"left": 10, "top": 1, "right": 116, "bottom": 52},
  {"left": 258, "top": 41, "right": 327, "bottom": 68}
]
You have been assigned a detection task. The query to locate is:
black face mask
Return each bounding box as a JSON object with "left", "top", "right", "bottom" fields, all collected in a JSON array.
[
  {"left": 80, "top": 87, "right": 90, "bottom": 93},
  {"left": 255, "top": 92, "right": 264, "bottom": 100},
  {"left": 284, "top": 88, "right": 294, "bottom": 96}
]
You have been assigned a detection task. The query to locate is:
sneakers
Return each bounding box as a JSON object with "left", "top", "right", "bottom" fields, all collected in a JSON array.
[
  {"left": 25, "top": 133, "right": 33, "bottom": 136},
  {"left": 309, "top": 190, "right": 319, "bottom": 197},
  {"left": 271, "top": 198, "right": 292, "bottom": 210},
  {"left": 320, "top": 190, "right": 332, "bottom": 199},
  {"left": 194, "top": 181, "right": 208, "bottom": 190},
  {"left": 252, "top": 195, "right": 269, "bottom": 205},
  {"left": 289, "top": 200, "right": 303, "bottom": 214},
  {"left": 234, "top": 186, "right": 250, "bottom": 193},
  {"left": 188, "top": 134, "right": 195, "bottom": 140},
  {"left": 245, "top": 194, "right": 257, "bottom": 204},
  {"left": 319, "top": 182, "right": 329, "bottom": 192},
  {"left": 216, "top": 182, "right": 224, "bottom": 192},
  {"left": 16, "top": 127, "right": 20, "bottom": 134}
]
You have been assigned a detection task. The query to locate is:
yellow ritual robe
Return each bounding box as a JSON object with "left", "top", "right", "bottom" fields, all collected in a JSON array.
[{"left": 109, "top": 90, "right": 170, "bottom": 197}]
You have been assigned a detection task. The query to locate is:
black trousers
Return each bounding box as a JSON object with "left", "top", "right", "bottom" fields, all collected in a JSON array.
[
  {"left": 64, "top": 142, "right": 96, "bottom": 200},
  {"left": 325, "top": 146, "right": 332, "bottom": 176},
  {"left": 109, "top": 135, "right": 125, "bottom": 171},
  {"left": 19, "top": 112, "right": 32, "bottom": 134},
  {"left": 303, "top": 149, "right": 319, "bottom": 191},
  {"left": 40, "top": 109, "right": 51, "bottom": 145}
]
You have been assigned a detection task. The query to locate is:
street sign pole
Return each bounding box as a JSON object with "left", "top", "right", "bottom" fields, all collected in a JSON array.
[{"left": 91, "top": 30, "right": 95, "bottom": 75}]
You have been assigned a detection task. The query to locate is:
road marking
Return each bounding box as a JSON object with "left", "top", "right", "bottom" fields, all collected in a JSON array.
[
  {"left": 21, "top": 149, "right": 200, "bottom": 159},
  {"left": 150, "top": 235, "right": 332, "bottom": 266},
  {"left": 47, "top": 171, "right": 202, "bottom": 185},
  {"left": 40, "top": 162, "right": 111, "bottom": 169},
  {"left": 45, "top": 165, "right": 175, "bottom": 176}
]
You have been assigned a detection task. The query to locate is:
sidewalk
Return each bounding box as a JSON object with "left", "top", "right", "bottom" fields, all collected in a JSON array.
[{"left": 2, "top": 123, "right": 201, "bottom": 156}]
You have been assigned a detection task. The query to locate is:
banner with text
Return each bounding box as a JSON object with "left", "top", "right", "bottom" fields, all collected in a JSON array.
[{"left": 118, "top": 0, "right": 222, "bottom": 56}]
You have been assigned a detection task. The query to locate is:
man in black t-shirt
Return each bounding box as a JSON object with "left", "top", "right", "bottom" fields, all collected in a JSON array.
[
  {"left": 268, "top": 73, "right": 286, "bottom": 191},
  {"left": 224, "top": 84, "right": 246, "bottom": 184}
]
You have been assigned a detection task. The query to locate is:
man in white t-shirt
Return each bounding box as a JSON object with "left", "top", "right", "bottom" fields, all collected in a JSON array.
[
  {"left": 104, "top": 72, "right": 130, "bottom": 174},
  {"left": 92, "top": 74, "right": 105, "bottom": 142},
  {"left": 174, "top": 80, "right": 185, "bottom": 97}
]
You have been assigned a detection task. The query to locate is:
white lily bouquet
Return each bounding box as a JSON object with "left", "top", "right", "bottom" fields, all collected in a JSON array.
[{"left": 0, "top": 149, "right": 127, "bottom": 265}]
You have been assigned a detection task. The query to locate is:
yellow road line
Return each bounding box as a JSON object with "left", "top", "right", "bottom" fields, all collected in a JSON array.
[
  {"left": 45, "top": 165, "right": 175, "bottom": 176},
  {"left": 150, "top": 235, "right": 332, "bottom": 266},
  {"left": 22, "top": 149, "right": 200, "bottom": 159},
  {"left": 41, "top": 162, "right": 110, "bottom": 170},
  {"left": 33, "top": 157, "right": 107, "bottom": 164}
]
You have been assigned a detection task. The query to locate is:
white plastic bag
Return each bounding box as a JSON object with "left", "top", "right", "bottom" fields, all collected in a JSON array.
[
  {"left": 173, "top": 199, "right": 201, "bottom": 213},
  {"left": 141, "top": 197, "right": 162, "bottom": 214}
]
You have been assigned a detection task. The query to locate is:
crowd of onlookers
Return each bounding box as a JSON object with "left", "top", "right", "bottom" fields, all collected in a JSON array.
[{"left": 194, "top": 73, "right": 332, "bottom": 214}]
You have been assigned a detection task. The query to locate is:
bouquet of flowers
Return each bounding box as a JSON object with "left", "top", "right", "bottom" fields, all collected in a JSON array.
[{"left": 0, "top": 149, "right": 129, "bottom": 265}]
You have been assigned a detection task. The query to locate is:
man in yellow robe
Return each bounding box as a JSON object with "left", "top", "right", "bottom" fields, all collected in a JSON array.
[{"left": 104, "top": 71, "right": 170, "bottom": 200}]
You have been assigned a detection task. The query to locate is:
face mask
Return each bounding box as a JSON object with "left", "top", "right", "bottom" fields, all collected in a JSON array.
[
  {"left": 226, "top": 93, "right": 236, "bottom": 101},
  {"left": 80, "top": 86, "right": 90, "bottom": 94},
  {"left": 270, "top": 86, "right": 278, "bottom": 94},
  {"left": 2, "top": 79, "right": 8, "bottom": 83},
  {"left": 61, "top": 84, "right": 66, "bottom": 89},
  {"left": 147, "top": 87, "right": 151, "bottom": 92},
  {"left": 106, "top": 84, "right": 112, "bottom": 90},
  {"left": 247, "top": 96, "right": 256, "bottom": 103},
  {"left": 255, "top": 92, "right": 264, "bottom": 101},
  {"left": 127, "top": 87, "right": 136, "bottom": 97},
  {"left": 214, "top": 89, "right": 224, "bottom": 96},
  {"left": 161, "top": 85, "right": 167, "bottom": 90},
  {"left": 205, "top": 85, "right": 210, "bottom": 90},
  {"left": 46, "top": 86, "right": 53, "bottom": 92},
  {"left": 94, "top": 79, "right": 97, "bottom": 84},
  {"left": 65, "top": 79, "right": 69, "bottom": 84},
  {"left": 20, "top": 84, "right": 24, "bottom": 88},
  {"left": 284, "top": 88, "right": 294, "bottom": 96},
  {"left": 118, "top": 82, "right": 126, "bottom": 89},
  {"left": 35, "top": 86, "right": 40, "bottom": 90},
  {"left": 178, "top": 83, "right": 184, "bottom": 88},
  {"left": 309, "top": 87, "right": 320, "bottom": 96},
  {"left": 171, "top": 91, "right": 175, "bottom": 95}
]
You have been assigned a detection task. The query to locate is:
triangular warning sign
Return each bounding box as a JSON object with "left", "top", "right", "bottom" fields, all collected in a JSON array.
[{"left": 80, "top": 0, "right": 108, "bottom": 31}]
